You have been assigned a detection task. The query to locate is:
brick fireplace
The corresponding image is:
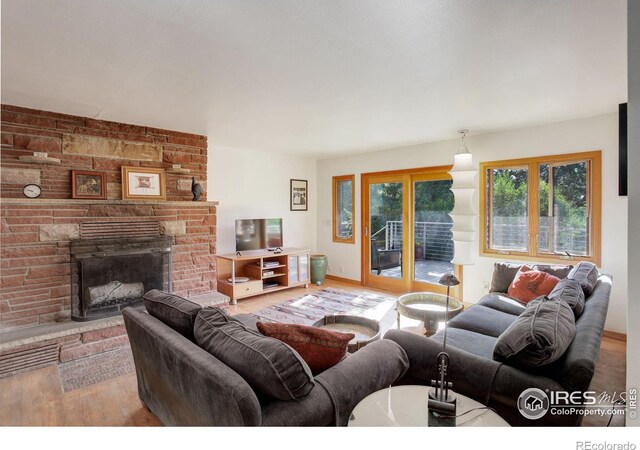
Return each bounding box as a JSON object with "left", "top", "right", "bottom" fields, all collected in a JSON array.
[{"left": 0, "top": 105, "right": 219, "bottom": 377}]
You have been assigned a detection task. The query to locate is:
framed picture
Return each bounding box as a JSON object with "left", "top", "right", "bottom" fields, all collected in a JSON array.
[
  {"left": 71, "top": 170, "right": 107, "bottom": 199},
  {"left": 290, "top": 179, "right": 308, "bottom": 211},
  {"left": 121, "top": 166, "right": 166, "bottom": 200}
]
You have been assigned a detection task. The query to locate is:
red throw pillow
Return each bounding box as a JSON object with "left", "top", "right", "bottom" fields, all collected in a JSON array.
[
  {"left": 507, "top": 267, "right": 561, "bottom": 304},
  {"left": 256, "top": 322, "right": 355, "bottom": 375}
]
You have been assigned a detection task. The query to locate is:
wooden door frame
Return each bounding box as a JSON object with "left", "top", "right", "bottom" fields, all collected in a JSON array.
[{"left": 361, "top": 165, "right": 463, "bottom": 300}]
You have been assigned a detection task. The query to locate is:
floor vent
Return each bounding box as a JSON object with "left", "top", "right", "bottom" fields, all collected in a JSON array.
[
  {"left": 0, "top": 343, "right": 59, "bottom": 378},
  {"left": 81, "top": 220, "right": 160, "bottom": 239}
]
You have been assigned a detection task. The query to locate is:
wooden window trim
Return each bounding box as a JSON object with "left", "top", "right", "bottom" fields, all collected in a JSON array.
[
  {"left": 479, "top": 151, "right": 602, "bottom": 266},
  {"left": 332, "top": 174, "right": 356, "bottom": 244}
]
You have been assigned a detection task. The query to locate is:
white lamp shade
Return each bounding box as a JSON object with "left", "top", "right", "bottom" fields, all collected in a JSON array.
[
  {"left": 451, "top": 152, "right": 475, "bottom": 172},
  {"left": 450, "top": 189, "right": 477, "bottom": 216},
  {"left": 452, "top": 229, "right": 476, "bottom": 242},
  {"left": 450, "top": 215, "right": 477, "bottom": 233},
  {"left": 448, "top": 144, "right": 478, "bottom": 266},
  {"left": 452, "top": 240, "right": 475, "bottom": 265},
  {"left": 450, "top": 170, "right": 478, "bottom": 189}
]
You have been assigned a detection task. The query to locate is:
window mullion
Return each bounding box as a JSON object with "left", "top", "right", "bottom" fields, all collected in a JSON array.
[{"left": 529, "top": 162, "right": 539, "bottom": 257}]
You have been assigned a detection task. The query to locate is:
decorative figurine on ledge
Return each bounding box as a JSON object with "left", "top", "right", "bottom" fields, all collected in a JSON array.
[{"left": 191, "top": 177, "right": 204, "bottom": 201}]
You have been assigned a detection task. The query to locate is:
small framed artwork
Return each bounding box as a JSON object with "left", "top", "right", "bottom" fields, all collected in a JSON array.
[
  {"left": 290, "top": 179, "right": 308, "bottom": 211},
  {"left": 121, "top": 166, "right": 166, "bottom": 201},
  {"left": 71, "top": 170, "right": 107, "bottom": 199}
]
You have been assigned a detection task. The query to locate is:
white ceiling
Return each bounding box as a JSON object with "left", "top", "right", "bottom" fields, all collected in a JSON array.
[{"left": 1, "top": 0, "right": 627, "bottom": 158}]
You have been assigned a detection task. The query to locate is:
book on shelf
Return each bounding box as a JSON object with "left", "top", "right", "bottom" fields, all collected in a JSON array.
[
  {"left": 263, "top": 281, "right": 280, "bottom": 289},
  {"left": 262, "top": 270, "right": 275, "bottom": 277}
]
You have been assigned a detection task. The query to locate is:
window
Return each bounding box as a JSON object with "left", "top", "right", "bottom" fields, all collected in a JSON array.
[
  {"left": 480, "top": 151, "right": 601, "bottom": 265},
  {"left": 333, "top": 175, "right": 355, "bottom": 243}
]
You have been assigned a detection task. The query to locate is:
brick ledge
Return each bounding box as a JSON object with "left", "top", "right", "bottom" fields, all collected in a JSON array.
[{"left": 0, "top": 198, "right": 218, "bottom": 206}]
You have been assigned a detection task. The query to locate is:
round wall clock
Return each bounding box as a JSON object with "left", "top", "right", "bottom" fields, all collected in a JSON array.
[{"left": 23, "top": 184, "right": 42, "bottom": 198}]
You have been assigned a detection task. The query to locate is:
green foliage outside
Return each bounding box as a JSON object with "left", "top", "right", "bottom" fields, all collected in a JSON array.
[
  {"left": 491, "top": 163, "right": 587, "bottom": 253},
  {"left": 368, "top": 180, "right": 454, "bottom": 238}
]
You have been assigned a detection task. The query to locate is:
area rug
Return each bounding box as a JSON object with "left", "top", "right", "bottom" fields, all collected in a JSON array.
[
  {"left": 58, "top": 346, "right": 135, "bottom": 393},
  {"left": 251, "top": 287, "right": 396, "bottom": 325}
]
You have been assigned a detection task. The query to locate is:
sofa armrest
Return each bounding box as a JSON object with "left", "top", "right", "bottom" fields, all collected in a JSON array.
[
  {"left": 123, "top": 307, "right": 262, "bottom": 426},
  {"left": 232, "top": 313, "right": 259, "bottom": 331},
  {"left": 384, "top": 329, "right": 502, "bottom": 406},
  {"left": 315, "top": 339, "right": 409, "bottom": 426}
]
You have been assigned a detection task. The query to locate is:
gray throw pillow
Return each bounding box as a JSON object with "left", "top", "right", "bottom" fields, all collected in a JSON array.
[
  {"left": 194, "top": 307, "right": 315, "bottom": 401},
  {"left": 493, "top": 297, "right": 576, "bottom": 367},
  {"left": 533, "top": 264, "right": 573, "bottom": 280},
  {"left": 490, "top": 262, "right": 526, "bottom": 293},
  {"left": 143, "top": 289, "right": 202, "bottom": 341},
  {"left": 548, "top": 278, "right": 585, "bottom": 318},
  {"left": 567, "top": 261, "right": 599, "bottom": 297}
]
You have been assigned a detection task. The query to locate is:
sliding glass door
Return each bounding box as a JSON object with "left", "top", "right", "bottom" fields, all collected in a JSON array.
[{"left": 362, "top": 168, "right": 462, "bottom": 297}]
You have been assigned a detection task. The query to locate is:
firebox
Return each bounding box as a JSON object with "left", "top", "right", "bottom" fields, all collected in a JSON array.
[{"left": 70, "top": 236, "right": 173, "bottom": 321}]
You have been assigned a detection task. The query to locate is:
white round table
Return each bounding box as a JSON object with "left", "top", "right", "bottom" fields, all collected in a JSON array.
[{"left": 348, "top": 385, "right": 509, "bottom": 427}]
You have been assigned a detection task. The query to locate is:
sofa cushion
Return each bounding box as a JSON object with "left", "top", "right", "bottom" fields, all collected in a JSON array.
[
  {"left": 431, "top": 328, "right": 498, "bottom": 359},
  {"left": 567, "top": 261, "right": 599, "bottom": 297},
  {"left": 256, "top": 322, "right": 354, "bottom": 375},
  {"left": 143, "top": 289, "right": 202, "bottom": 341},
  {"left": 548, "top": 278, "right": 586, "bottom": 318},
  {"left": 194, "top": 308, "right": 315, "bottom": 401},
  {"left": 507, "top": 267, "right": 560, "bottom": 303},
  {"left": 448, "top": 305, "right": 519, "bottom": 337},
  {"left": 533, "top": 264, "right": 574, "bottom": 279},
  {"left": 477, "top": 293, "right": 526, "bottom": 316},
  {"left": 493, "top": 296, "right": 576, "bottom": 367},
  {"left": 489, "top": 262, "right": 526, "bottom": 293}
]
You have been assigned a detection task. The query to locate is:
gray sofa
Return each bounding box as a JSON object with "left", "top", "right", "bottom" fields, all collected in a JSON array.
[
  {"left": 123, "top": 298, "right": 409, "bottom": 426},
  {"left": 385, "top": 266, "right": 612, "bottom": 426}
]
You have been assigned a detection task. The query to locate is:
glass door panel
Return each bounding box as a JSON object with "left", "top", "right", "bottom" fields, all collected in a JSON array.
[
  {"left": 362, "top": 169, "right": 462, "bottom": 299},
  {"left": 362, "top": 174, "right": 408, "bottom": 292},
  {"left": 413, "top": 178, "right": 454, "bottom": 285},
  {"left": 299, "top": 254, "right": 309, "bottom": 281},
  {"left": 369, "top": 182, "right": 404, "bottom": 280},
  {"left": 288, "top": 255, "right": 298, "bottom": 283}
]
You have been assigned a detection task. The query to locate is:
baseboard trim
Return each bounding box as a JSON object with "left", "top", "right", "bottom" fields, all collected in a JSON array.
[
  {"left": 603, "top": 330, "right": 627, "bottom": 342},
  {"left": 325, "top": 274, "right": 362, "bottom": 286}
]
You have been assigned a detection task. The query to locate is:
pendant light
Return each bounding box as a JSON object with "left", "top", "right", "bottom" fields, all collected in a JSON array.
[{"left": 448, "top": 130, "right": 478, "bottom": 265}]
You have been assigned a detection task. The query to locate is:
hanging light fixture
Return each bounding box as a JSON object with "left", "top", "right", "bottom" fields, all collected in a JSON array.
[{"left": 448, "top": 130, "right": 478, "bottom": 265}]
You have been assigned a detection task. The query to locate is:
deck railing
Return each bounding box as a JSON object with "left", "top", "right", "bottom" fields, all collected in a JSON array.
[{"left": 372, "top": 217, "right": 588, "bottom": 260}]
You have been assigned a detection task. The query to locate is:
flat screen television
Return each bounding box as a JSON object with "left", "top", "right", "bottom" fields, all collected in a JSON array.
[{"left": 235, "top": 218, "right": 283, "bottom": 251}]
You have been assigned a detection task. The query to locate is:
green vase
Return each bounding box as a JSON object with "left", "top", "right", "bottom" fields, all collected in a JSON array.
[{"left": 310, "top": 254, "right": 328, "bottom": 286}]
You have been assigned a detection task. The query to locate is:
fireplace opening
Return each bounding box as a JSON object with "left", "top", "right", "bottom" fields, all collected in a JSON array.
[{"left": 70, "top": 236, "right": 172, "bottom": 321}]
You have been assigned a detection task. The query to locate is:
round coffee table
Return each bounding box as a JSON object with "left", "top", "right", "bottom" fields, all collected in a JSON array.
[
  {"left": 348, "top": 385, "right": 509, "bottom": 427},
  {"left": 312, "top": 314, "right": 381, "bottom": 353},
  {"left": 396, "top": 292, "right": 464, "bottom": 336}
]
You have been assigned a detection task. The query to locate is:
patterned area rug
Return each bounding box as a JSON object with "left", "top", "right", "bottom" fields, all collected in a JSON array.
[
  {"left": 58, "top": 346, "right": 135, "bottom": 393},
  {"left": 251, "top": 287, "right": 396, "bottom": 325}
]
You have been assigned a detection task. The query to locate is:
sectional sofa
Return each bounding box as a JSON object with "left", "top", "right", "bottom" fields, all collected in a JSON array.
[
  {"left": 386, "top": 261, "right": 612, "bottom": 426},
  {"left": 123, "top": 290, "right": 409, "bottom": 426}
]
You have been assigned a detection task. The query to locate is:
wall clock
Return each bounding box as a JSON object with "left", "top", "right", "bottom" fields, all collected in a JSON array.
[{"left": 23, "top": 184, "right": 42, "bottom": 198}]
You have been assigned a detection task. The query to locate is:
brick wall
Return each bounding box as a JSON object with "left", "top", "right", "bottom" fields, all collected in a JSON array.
[
  {"left": 0, "top": 105, "right": 217, "bottom": 331},
  {"left": 0, "top": 104, "right": 207, "bottom": 200}
]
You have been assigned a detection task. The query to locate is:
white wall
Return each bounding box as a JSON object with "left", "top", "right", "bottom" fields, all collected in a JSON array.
[
  {"left": 208, "top": 146, "right": 317, "bottom": 255},
  {"left": 627, "top": 0, "right": 640, "bottom": 423},
  {"left": 316, "top": 113, "right": 627, "bottom": 333}
]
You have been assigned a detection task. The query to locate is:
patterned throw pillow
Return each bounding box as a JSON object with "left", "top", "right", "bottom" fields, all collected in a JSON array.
[
  {"left": 507, "top": 267, "right": 561, "bottom": 304},
  {"left": 257, "top": 322, "right": 355, "bottom": 375}
]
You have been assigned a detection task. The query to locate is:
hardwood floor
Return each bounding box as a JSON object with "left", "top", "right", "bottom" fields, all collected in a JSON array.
[{"left": 0, "top": 279, "right": 627, "bottom": 426}]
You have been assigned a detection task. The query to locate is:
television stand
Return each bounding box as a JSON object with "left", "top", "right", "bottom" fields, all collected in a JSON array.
[{"left": 215, "top": 247, "right": 310, "bottom": 304}]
